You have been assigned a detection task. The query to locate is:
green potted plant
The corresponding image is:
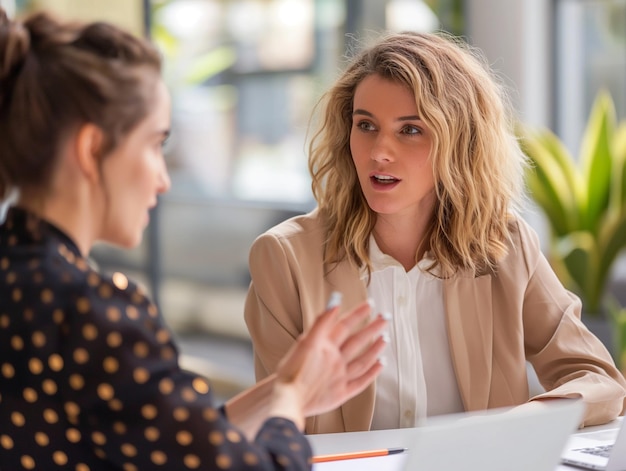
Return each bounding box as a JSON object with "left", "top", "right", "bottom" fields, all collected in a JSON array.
[{"left": 519, "top": 90, "right": 626, "bottom": 368}]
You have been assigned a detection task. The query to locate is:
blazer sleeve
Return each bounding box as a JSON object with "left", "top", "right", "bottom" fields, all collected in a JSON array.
[
  {"left": 244, "top": 231, "right": 305, "bottom": 381},
  {"left": 60, "top": 275, "right": 313, "bottom": 470},
  {"left": 518, "top": 221, "right": 626, "bottom": 426}
]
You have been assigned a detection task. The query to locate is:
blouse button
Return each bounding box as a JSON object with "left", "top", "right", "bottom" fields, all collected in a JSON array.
[{"left": 402, "top": 409, "right": 414, "bottom": 426}]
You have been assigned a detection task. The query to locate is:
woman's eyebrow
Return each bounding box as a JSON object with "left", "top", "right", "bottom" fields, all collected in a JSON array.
[
  {"left": 397, "top": 115, "right": 421, "bottom": 122},
  {"left": 352, "top": 109, "right": 422, "bottom": 122}
]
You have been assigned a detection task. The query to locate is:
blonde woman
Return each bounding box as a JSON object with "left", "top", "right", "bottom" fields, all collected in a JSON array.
[{"left": 244, "top": 32, "right": 626, "bottom": 434}]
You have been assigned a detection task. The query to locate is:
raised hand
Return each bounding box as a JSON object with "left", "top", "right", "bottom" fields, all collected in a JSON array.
[{"left": 274, "top": 294, "right": 388, "bottom": 418}]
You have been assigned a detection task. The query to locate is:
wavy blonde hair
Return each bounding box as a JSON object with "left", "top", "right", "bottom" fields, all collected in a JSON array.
[{"left": 309, "top": 31, "right": 528, "bottom": 277}]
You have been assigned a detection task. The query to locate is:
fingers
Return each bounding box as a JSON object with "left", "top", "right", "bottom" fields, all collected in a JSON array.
[
  {"left": 338, "top": 301, "right": 374, "bottom": 331},
  {"left": 325, "top": 291, "right": 343, "bottom": 311},
  {"left": 327, "top": 301, "right": 374, "bottom": 346},
  {"left": 276, "top": 294, "right": 348, "bottom": 385},
  {"left": 340, "top": 314, "right": 387, "bottom": 362},
  {"left": 304, "top": 292, "right": 346, "bottom": 339},
  {"left": 345, "top": 361, "right": 385, "bottom": 399},
  {"left": 278, "top": 295, "right": 386, "bottom": 398},
  {"left": 305, "top": 295, "right": 372, "bottom": 349},
  {"left": 345, "top": 333, "right": 387, "bottom": 379}
]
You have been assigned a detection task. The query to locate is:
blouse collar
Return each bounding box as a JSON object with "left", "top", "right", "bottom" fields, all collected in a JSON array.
[
  {"left": 1, "top": 206, "right": 83, "bottom": 259},
  {"left": 368, "top": 234, "right": 438, "bottom": 275}
]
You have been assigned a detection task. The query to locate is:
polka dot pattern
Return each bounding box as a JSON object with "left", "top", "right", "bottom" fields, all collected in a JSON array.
[{"left": 0, "top": 207, "right": 312, "bottom": 470}]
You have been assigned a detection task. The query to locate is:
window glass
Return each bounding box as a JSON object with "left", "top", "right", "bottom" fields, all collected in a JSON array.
[
  {"left": 153, "top": 0, "right": 320, "bottom": 204},
  {"left": 555, "top": 0, "right": 626, "bottom": 153},
  {"left": 8, "top": 0, "right": 448, "bottom": 337}
]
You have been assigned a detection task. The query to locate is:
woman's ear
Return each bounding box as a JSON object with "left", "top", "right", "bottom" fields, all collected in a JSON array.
[{"left": 74, "top": 123, "right": 104, "bottom": 184}]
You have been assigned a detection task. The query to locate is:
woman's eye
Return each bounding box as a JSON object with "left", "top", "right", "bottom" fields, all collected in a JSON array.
[
  {"left": 160, "top": 135, "right": 172, "bottom": 152},
  {"left": 402, "top": 125, "right": 421, "bottom": 135},
  {"left": 356, "top": 121, "right": 375, "bottom": 131}
]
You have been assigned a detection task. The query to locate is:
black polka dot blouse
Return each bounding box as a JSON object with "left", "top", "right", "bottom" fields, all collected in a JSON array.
[{"left": 0, "top": 207, "right": 313, "bottom": 470}]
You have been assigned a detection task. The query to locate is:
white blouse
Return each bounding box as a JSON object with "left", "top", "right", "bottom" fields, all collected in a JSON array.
[{"left": 366, "top": 236, "right": 464, "bottom": 430}]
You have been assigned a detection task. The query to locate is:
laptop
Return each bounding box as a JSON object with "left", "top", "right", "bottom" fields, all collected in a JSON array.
[
  {"left": 561, "top": 418, "right": 626, "bottom": 470},
  {"left": 400, "top": 399, "right": 585, "bottom": 471}
]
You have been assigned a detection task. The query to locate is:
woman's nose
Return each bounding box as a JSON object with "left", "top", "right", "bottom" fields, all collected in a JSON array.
[
  {"left": 370, "top": 135, "right": 394, "bottom": 162},
  {"left": 157, "top": 160, "right": 171, "bottom": 194}
]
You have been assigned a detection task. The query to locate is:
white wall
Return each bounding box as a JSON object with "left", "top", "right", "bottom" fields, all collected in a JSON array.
[
  {"left": 465, "top": 0, "right": 553, "bottom": 246},
  {"left": 465, "top": 0, "right": 552, "bottom": 128}
]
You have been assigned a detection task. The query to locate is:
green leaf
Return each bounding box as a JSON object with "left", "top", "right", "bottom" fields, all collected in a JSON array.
[
  {"left": 607, "top": 302, "right": 626, "bottom": 368},
  {"left": 535, "top": 130, "right": 585, "bottom": 208},
  {"left": 521, "top": 131, "right": 581, "bottom": 236},
  {"left": 580, "top": 91, "right": 615, "bottom": 233},
  {"left": 151, "top": 23, "right": 179, "bottom": 58},
  {"left": 520, "top": 91, "right": 626, "bottom": 320},
  {"left": 554, "top": 232, "right": 600, "bottom": 312},
  {"left": 184, "top": 47, "right": 237, "bottom": 86},
  {"left": 612, "top": 123, "right": 626, "bottom": 208},
  {"left": 598, "top": 210, "right": 626, "bottom": 297},
  {"left": 525, "top": 167, "right": 567, "bottom": 236}
]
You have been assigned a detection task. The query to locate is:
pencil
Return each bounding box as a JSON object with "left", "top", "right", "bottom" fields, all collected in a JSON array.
[{"left": 312, "top": 447, "right": 406, "bottom": 463}]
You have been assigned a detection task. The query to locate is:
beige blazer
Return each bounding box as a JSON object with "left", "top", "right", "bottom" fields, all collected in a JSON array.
[{"left": 244, "top": 210, "right": 626, "bottom": 434}]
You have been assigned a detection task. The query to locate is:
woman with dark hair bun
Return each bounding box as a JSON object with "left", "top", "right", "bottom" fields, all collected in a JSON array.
[{"left": 0, "top": 8, "right": 387, "bottom": 470}]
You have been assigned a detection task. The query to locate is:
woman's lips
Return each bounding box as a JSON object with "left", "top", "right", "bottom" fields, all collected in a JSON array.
[{"left": 370, "top": 173, "right": 400, "bottom": 190}]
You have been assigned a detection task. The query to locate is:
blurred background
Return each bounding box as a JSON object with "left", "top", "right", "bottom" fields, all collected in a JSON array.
[{"left": 3, "top": 0, "right": 626, "bottom": 400}]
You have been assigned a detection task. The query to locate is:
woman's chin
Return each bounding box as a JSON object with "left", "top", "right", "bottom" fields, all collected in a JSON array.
[
  {"left": 126, "top": 232, "right": 145, "bottom": 249},
  {"left": 103, "top": 231, "right": 144, "bottom": 250}
]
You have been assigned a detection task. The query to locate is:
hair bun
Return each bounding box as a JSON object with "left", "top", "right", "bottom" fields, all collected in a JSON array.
[{"left": 0, "top": 8, "right": 31, "bottom": 88}]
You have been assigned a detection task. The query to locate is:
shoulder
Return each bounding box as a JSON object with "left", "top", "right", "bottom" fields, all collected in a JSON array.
[
  {"left": 251, "top": 209, "right": 326, "bottom": 255},
  {"left": 33, "top": 241, "right": 160, "bottom": 333},
  {"left": 46, "top": 241, "right": 152, "bottom": 309},
  {"left": 505, "top": 214, "right": 543, "bottom": 265},
  {"left": 489, "top": 213, "right": 544, "bottom": 281},
  {"left": 260, "top": 208, "right": 325, "bottom": 240},
  {"left": 247, "top": 209, "right": 331, "bottom": 290}
]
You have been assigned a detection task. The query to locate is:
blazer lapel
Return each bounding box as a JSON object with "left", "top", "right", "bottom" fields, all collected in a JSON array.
[{"left": 444, "top": 274, "right": 494, "bottom": 411}]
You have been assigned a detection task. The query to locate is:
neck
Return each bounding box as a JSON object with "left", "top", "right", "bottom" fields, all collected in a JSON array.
[
  {"left": 18, "top": 186, "right": 100, "bottom": 257},
  {"left": 373, "top": 211, "right": 433, "bottom": 272}
]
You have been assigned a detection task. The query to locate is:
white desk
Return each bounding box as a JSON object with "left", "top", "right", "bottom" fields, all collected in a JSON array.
[{"left": 308, "top": 417, "right": 623, "bottom": 471}]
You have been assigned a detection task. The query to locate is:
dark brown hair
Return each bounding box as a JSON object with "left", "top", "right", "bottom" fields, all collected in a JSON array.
[{"left": 0, "top": 8, "right": 162, "bottom": 198}]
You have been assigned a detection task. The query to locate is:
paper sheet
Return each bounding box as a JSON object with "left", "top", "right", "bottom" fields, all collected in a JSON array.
[{"left": 313, "top": 453, "right": 407, "bottom": 471}]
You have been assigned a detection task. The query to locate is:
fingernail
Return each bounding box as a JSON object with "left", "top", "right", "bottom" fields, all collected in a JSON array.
[
  {"left": 379, "top": 311, "right": 392, "bottom": 321},
  {"left": 378, "top": 356, "right": 388, "bottom": 367},
  {"left": 382, "top": 332, "right": 390, "bottom": 343},
  {"left": 367, "top": 297, "right": 375, "bottom": 312},
  {"left": 326, "top": 291, "right": 342, "bottom": 310}
]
